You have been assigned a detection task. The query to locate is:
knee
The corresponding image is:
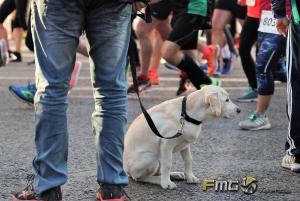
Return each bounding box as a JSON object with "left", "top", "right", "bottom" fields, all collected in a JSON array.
[{"left": 161, "top": 42, "right": 178, "bottom": 64}]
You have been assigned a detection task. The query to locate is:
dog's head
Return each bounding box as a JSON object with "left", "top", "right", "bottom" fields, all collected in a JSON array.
[{"left": 202, "top": 85, "right": 240, "bottom": 118}]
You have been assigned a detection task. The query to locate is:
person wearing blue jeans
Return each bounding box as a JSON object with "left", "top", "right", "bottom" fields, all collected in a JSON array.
[{"left": 12, "top": 0, "right": 133, "bottom": 201}]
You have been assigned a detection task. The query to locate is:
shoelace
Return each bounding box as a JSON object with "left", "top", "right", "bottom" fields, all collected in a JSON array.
[
  {"left": 249, "top": 114, "right": 257, "bottom": 121},
  {"left": 24, "top": 174, "right": 35, "bottom": 191},
  {"left": 123, "top": 190, "right": 131, "bottom": 201},
  {"left": 99, "top": 185, "right": 131, "bottom": 201},
  {"left": 287, "top": 155, "right": 295, "bottom": 164}
]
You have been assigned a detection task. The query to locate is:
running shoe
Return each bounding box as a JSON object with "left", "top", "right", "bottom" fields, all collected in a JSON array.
[
  {"left": 9, "top": 83, "right": 37, "bottom": 105},
  {"left": 176, "top": 73, "right": 191, "bottom": 96},
  {"left": 163, "top": 62, "right": 178, "bottom": 71},
  {"left": 281, "top": 154, "right": 300, "bottom": 172},
  {"left": 96, "top": 184, "right": 130, "bottom": 201},
  {"left": 200, "top": 77, "right": 221, "bottom": 89},
  {"left": 148, "top": 69, "right": 159, "bottom": 85},
  {"left": 203, "top": 45, "right": 220, "bottom": 76},
  {"left": 221, "top": 54, "right": 236, "bottom": 75},
  {"left": 209, "top": 77, "right": 221, "bottom": 87},
  {"left": 238, "top": 112, "right": 271, "bottom": 131},
  {"left": 9, "top": 51, "right": 22, "bottom": 62},
  {"left": 237, "top": 87, "right": 257, "bottom": 103},
  {"left": 127, "top": 76, "right": 152, "bottom": 94},
  {"left": 12, "top": 174, "right": 62, "bottom": 201}
]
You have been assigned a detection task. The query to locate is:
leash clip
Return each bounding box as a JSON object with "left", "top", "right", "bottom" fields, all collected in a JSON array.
[{"left": 177, "top": 116, "right": 185, "bottom": 135}]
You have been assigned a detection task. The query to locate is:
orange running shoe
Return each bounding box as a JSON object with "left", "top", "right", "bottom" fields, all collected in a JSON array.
[
  {"left": 148, "top": 69, "right": 159, "bottom": 85},
  {"left": 203, "top": 45, "right": 220, "bottom": 76}
]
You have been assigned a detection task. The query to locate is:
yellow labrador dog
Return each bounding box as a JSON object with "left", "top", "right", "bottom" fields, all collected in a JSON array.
[{"left": 124, "top": 85, "right": 240, "bottom": 189}]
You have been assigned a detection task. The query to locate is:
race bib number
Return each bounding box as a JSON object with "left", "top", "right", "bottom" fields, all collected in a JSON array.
[
  {"left": 258, "top": 10, "right": 279, "bottom": 35},
  {"left": 246, "top": 0, "right": 255, "bottom": 6}
]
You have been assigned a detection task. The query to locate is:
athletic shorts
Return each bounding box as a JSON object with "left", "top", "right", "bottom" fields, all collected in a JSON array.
[
  {"left": 168, "top": 13, "right": 205, "bottom": 50},
  {"left": 151, "top": 0, "right": 173, "bottom": 20},
  {"left": 0, "top": 0, "right": 28, "bottom": 29},
  {"left": 215, "top": 0, "right": 247, "bottom": 19}
]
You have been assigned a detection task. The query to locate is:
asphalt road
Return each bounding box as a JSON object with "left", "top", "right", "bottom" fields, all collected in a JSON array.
[{"left": 0, "top": 50, "right": 299, "bottom": 201}]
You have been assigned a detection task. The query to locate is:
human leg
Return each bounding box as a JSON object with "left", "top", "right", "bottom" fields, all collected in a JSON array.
[
  {"left": 283, "top": 21, "right": 300, "bottom": 172},
  {"left": 85, "top": 0, "right": 131, "bottom": 186},
  {"left": 31, "top": 0, "right": 84, "bottom": 195}
]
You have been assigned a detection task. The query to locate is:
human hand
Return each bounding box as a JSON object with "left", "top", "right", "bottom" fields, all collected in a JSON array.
[{"left": 275, "top": 17, "right": 289, "bottom": 37}]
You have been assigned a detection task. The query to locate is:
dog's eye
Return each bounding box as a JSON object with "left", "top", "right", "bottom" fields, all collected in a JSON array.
[{"left": 225, "top": 99, "right": 229, "bottom": 102}]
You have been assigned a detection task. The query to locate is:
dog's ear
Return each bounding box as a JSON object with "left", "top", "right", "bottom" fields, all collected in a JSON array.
[{"left": 205, "top": 92, "right": 221, "bottom": 117}]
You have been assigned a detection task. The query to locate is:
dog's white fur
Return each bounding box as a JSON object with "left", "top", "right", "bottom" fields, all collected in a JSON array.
[{"left": 124, "top": 86, "right": 240, "bottom": 189}]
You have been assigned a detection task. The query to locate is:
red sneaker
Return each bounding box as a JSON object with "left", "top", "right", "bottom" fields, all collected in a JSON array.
[{"left": 148, "top": 69, "right": 159, "bottom": 85}]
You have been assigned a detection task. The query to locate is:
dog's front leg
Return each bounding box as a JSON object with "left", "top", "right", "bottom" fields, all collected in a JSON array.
[
  {"left": 180, "top": 146, "right": 199, "bottom": 184},
  {"left": 160, "top": 142, "right": 177, "bottom": 189}
]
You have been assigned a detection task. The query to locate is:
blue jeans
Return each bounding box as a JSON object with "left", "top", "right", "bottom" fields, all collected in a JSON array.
[{"left": 31, "top": 0, "right": 131, "bottom": 194}]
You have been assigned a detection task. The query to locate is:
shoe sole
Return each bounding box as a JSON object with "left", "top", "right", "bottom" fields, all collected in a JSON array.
[
  {"left": 240, "top": 123, "right": 271, "bottom": 131},
  {"left": 8, "top": 86, "right": 34, "bottom": 107}
]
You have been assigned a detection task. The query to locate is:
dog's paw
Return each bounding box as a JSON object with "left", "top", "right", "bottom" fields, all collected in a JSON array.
[
  {"left": 161, "top": 181, "right": 177, "bottom": 189},
  {"left": 186, "top": 175, "right": 199, "bottom": 184}
]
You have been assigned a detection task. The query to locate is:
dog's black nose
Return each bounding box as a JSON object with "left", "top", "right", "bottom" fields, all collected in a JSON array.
[{"left": 236, "top": 108, "right": 241, "bottom": 114}]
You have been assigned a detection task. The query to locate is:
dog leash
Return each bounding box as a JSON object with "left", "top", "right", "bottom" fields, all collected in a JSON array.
[
  {"left": 128, "top": 4, "right": 202, "bottom": 139},
  {"left": 129, "top": 49, "right": 202, "bottom": 139}
]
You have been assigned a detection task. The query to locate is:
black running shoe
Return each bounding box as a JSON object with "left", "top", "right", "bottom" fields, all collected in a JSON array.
[
  {"left": 96, "top": 184, "right": 130, "bottom": 201},
  {"left": 12, "top": 174, "right": 62, "bottom": 201},
  {"left": 9, "top": 51, "right": 22, "bottom": 62},
  {"left": 176, "top": 75, "right": 191, "bottom": 96},
  {"left": 127, "top": 76, "right": 151, "bottom": 94}
]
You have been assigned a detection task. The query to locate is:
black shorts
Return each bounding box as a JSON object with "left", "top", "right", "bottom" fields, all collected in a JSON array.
[
  {"left": 215, "top": 0, "right": 247, "bottom": 19},
  {"left": 168, "top": 13, "right": 204, "bottom": 50},
  {"left": 0, "top": 0, "right": 28, "bottom": 29},
  {"left": 151, "top": 0, "right": 173, "bottom": 20}
]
